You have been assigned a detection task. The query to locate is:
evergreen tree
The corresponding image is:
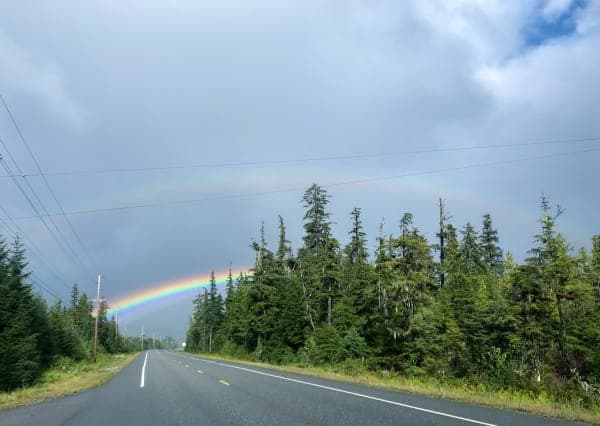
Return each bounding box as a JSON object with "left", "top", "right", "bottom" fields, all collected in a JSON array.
[
  {"left": 480, "top": 214, "right": 504, "bottom": 276},
  {"left": 337, "top": 208, "right": 372, "bottom": 332},
  {"left": 299, "top": 184, "right": 337, "bottom": 328},
  {"left": 370, "top": 218, "right": 394, "bottom": 350},
  {"left": 301, "top": 184, "right": 332, "bottom": 257},
  {"left": 207, "top": 271, "right": 224, "bottom": 352},
  {"left": 435, "top": 198, "right": 451, "bottom": 287},
  {"left": 528, "top": 198, "right": 591, "bottom": 376},
  {"left": 184, "top": 186, "right": 600, "bottom": 406},
  {"left": 74, "top": 293, "right": 94, "bottom": 343},
  {"left": 225, "top": 266, "right": 235, "bottom": 313},
  {"left": 0, "top": 238, "right": 42, "bottom": 390},
  {"left": 459, "top": 223, "right": 483, "bottom": 275},
  {"left": 48, "top": 300, "right": 87, "bottom": 360},
  {"left": 70, "top": 283, "right": 79, "bottom": 313},
  {"left": 276, "top": 215, "right": 292, "bottom": 266},
  {"left": 591, "top": 235, "right": 600, "bottom": 301},
  {"left": 387, "top": 213, "right": 434, "bottom": 336}
]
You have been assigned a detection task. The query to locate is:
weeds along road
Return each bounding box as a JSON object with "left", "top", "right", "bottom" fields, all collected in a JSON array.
[{"left": 0, "top": 350, "right": 581, "bottom": 426}]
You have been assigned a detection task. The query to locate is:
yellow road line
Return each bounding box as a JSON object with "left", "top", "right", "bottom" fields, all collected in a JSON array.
[{"left": 219, "top": 380, "right": 230, "bottom": 386}]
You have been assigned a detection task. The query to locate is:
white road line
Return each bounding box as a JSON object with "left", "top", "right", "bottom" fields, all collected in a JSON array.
[
  {"left": 186, "top": 356, "right": 497, "bottom": 426},
  {"left": 140, "top": 352, "right": 148, "bottom": 388}
]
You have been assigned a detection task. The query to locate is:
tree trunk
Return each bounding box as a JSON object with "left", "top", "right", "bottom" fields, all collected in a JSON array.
[
  {"left": 439, "top": 198, "right": 446, "bottom": 287},
  {"left": 301, "top": 273, "right": 316, "bottom": 332},
  {"left": 327, "top": 281, "right": 332, "bottom": 325},
  {"left": 555, "top": 294, "right": 571, "bottom": 374}
]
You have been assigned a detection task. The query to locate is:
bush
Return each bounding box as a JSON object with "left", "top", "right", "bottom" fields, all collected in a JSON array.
[
  {"left": 261, "top": 341, "right": 297, "bottom": 364},
  {"left": 300, "top": 327, "right": 370, "bottom": 366}
]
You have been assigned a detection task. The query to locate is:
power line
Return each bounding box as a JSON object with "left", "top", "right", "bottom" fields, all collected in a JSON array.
[
  {"left": 0, "top": 156, "right": 75, "bottom": 260},
  {"left": 0, "top": 203, "right": 73, "bottom": 291},
  {"left": 0, "top": 207, "right": 69, "bottom": 300},
  {"left": 0, "top": 94, "right": 99, "bottom": 273},
  {"left": 7, "top": 146, "right": 598, "bottom": 220},
  {"left": 0, "top": 149, "right": 91, "bottom": 277},
  {"left": 29, "top": 274, "right": 65, "bottom": 302},
  {"left": 0, "top": 136, "right": 598, "bottom": 178}
]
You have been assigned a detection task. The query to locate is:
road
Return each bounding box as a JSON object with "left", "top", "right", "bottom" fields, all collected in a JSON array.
[{"left": 0, "top": 350, "right": 582, "bottom": 426}]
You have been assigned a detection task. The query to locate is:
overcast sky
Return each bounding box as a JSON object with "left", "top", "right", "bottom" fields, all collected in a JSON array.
[{"left": 0, "top": 0, "right": 598, "bottom": 339}]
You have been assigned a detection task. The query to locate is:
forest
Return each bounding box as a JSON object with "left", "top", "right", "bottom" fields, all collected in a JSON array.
[
  {"left": 186, "top": 184, "right": 600, "bottom": 408},
  {"left": 0, "top": 239, "right": 146, "bottom": 393}
]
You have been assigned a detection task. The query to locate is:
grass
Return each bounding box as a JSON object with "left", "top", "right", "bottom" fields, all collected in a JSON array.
[
  {"left": 0, "top": 353, "right": 140, "bottom": 411},
  {"left": 183, "top": 352, "right": 600, "bottom": 425}
]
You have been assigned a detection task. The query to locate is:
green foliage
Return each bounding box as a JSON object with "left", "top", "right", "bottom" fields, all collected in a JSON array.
[
  {"left": 301, "top": 326, "right": 370, "bottom": 365},
  {"left": 47, "top": 301, "right": 87, "bottom": 360},
  {"left": 0, "top": 236, "right": 133, "bottom": 392},
  {"left": 0, "top": 238, "right": 42, "bottom": 391},
  {"left": 183, "top": 188, "right": 599, "bottom": 410}
]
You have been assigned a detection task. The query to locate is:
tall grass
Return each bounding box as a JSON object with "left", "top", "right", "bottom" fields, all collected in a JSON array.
[
  {"left": 185, "top": 352, "right": 600, "bottom": 424},
  {"left": 0, "top": 353, "right": 139, "bottom": 411}
]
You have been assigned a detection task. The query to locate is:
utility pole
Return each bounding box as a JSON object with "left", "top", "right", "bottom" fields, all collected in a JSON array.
[
  {"left": 141, "top": 326, "right": 144, "bottom": 351},
  {"left": 153, "top": 332, "right": 155, "bottom": 350},
  {"left": 114, "top": 309, "right": 119, "bottom": 350},
  {"left": 92, "top": 274, "right": 103, "bottom": 363}
]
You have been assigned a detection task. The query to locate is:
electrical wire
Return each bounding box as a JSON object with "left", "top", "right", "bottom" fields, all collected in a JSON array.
[
  {"left": 0, "top": 203, "right": 73, "bottom": 290},
  {"left": 0, "top": 150, "right": 91, "bottom": 277},
  {"left": 0, "top": 136, "right": 598, "bottom": 178},
  {"left": 7, "top": 146, "right": 598, "bottom": 219},
  {"left": 0, "top": 94, "right": 99, "bottom": 273},
  {"left": 30, "top": 274, "right": 65, "bottom": 302}
]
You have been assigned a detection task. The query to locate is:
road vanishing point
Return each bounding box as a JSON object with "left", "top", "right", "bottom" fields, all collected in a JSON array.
[{"left": 0, "top": 350, "right": 581, "bottom": 426}]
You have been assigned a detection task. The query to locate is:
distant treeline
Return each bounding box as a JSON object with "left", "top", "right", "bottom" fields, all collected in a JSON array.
[
  {"left": 186, "top": 184, "right": 600, "bottom": 407},
  {"left": 0, "top": 239, "right": 147, "bottom": 393}
]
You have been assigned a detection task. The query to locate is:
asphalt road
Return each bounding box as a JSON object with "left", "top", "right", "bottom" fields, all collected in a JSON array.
[{"left": 0, "top": 350, "right": 584, "bottom": 426}]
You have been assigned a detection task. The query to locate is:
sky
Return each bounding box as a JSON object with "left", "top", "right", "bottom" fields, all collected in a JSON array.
[{"left": 0, "top": 0, "right": 598, "bottom": 339}]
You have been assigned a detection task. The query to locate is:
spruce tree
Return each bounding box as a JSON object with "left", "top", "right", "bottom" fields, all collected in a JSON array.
[
  {"left": 299, "top": 184, "right": 337, "bottom": 328},
  {"left": 276, "top": 215, "right": 292, "bottom": 267},
  {"left": 338, "top": 208, "right": 372, "bottom": 332},
  {"left": 70, "top": 283, "right": 80, "bottom": 313},
  {"left": 436, "top": 198, "right": 451, "bottom": 287},
  {"left": 386, "top": 213, "right": 434, "bottom": 342},
  {"left": 480, "top": 214, "right": 504, "bottom": 277},
  {"left": 459, "top": 223, "right": 483, "bottom": 275},
  {"left": 0, "top": 238, "right": 42, "bottom": 390}
]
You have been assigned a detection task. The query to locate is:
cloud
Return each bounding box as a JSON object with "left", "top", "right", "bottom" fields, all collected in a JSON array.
[
  {"left": 1, "top": 1, "right": 598, "bottom": 337},
  {"left": 476, "top": 6, "right": 600, "bottom": 136},
  {"left": 0, "top": 31, "right": 85, "bottom": 128},
  {"left": 542, "top": 0, "right": 575, "bottom": 20}
]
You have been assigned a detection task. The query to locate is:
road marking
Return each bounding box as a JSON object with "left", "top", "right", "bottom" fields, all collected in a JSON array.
[
  {"left": 196, "top": 370, "right": 203, "bottom": 374},
  {"left": 140, "top": 352, "right": 148, "bottom": 388},
  {"left": 191, "top": 357, "right": 496, "bottom": 426},
  {"left": 219, "top": 380, "right": 230, "bottom": 386}
]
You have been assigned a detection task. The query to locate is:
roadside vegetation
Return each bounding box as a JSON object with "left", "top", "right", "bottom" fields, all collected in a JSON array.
[
  {"left": 186, "top": 351, "right": 600, "bottom": 424},
  {"left": 0, "top": 238, "right": 158, "bottom": 398},
  {"left": 0, "top": 353, "right": 138, "bottom": 411},
  {"left": 185, "top": 184, "right": 600, "bottom": 424}
]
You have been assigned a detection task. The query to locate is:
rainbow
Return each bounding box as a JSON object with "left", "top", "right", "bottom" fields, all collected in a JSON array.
[{"left": 105, "top": 268, "right": 248, "bottom": 317}]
